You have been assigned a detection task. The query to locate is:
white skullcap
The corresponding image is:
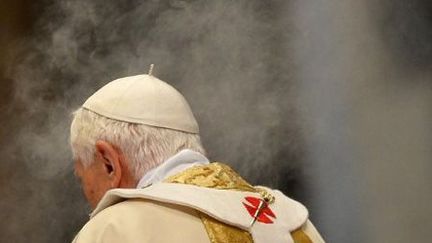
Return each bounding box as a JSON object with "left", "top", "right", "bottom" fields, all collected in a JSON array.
[{"left": 82, "top": 74, "right": 199, "bottom": 134}]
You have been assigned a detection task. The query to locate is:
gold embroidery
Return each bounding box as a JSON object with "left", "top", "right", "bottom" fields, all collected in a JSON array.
[
  {"left": 165, "top": 162, "right": 256, "bottom": 192},
  {"left": 292, "top": 228, "right": 313, "bottom": 243},
  {"left": 164, "top": 162, "right": 254, "bottom": 243},
  {"left": 164, "top": 162, "right": 306, "bottom": 243},
  {"left": 200, "top": 213, "right": 253, "bottom": 243}
]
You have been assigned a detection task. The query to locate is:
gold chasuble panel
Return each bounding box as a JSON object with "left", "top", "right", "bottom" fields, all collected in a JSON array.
[{"left": 164, "top": 162, "right": 311, "bottom": 243}]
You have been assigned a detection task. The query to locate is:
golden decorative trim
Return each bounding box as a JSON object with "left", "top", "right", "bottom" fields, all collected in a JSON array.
[
  {"left": 200, "top": 213, "right": 253, "bottom": 243},
  {"left": 292, "top": 228, "right": 313, "bottom": 243},
  {"left": 165, "top": 162, "right": 256, "bottom": 192},
  {"left": 164, "top": 162, "right": 312, "bottom": 243}
]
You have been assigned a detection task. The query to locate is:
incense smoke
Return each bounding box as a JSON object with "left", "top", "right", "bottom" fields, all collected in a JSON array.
[{"left": 0, "top": 0, "right": 431, "bottom": 242}]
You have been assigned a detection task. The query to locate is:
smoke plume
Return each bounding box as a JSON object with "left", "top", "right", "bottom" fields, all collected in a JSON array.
[{"left": 1, "top": 0, "right": 431, "bottom": 242}]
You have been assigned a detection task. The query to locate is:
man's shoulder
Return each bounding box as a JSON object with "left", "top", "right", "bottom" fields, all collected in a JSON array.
[
  {"left": 73, "top": 199, "right": 210, "bottom": 243},
  {"left": 94, "top": 198, "right": 200, "bottom": 222}
]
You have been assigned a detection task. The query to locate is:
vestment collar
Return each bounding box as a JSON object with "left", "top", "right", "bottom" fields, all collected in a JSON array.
[{"left": 136, "top": 149, "right": 209, "bottom": 189}]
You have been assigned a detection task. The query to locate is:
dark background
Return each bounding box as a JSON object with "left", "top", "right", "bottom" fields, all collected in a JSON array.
[{"left": 1, "top": 0, "right": 431, "bottom": 242}]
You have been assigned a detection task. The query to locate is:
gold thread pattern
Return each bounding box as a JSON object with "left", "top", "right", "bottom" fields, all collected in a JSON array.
[
  {"left": 165, "top": 162, "right": 256, "bottom": 192},
  {"left": 292, "top": 228, "right": 313, "bottom": 243},
  {"left": 200, "top": 213, "right": 253, "bottom": 243},
  {"left": 164, "top": 162, "right": 312, "bottom": 243}
]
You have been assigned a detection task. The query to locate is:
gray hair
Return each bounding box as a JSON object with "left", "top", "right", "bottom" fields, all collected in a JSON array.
[{"left": 70, "top": 108, "right": 206, "bottom": 180}]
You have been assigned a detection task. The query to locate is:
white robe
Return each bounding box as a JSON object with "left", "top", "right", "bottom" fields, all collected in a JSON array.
[{"left": 72, "top": 150, "right": 325, "bottom": 243}]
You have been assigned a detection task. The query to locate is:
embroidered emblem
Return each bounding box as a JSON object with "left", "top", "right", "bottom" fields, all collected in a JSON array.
[{"left": 242, "top": 196, "right": 276, "bottom": 225}]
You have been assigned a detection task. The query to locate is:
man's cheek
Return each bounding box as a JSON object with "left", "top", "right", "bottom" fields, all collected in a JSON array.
[{"left": 81, "top": 183, "right": 94, "bottom": 203}]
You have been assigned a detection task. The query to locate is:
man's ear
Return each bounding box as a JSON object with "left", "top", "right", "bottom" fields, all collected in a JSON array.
[{"left": 95, "top": 140, "right": 122, "bottom": 188}]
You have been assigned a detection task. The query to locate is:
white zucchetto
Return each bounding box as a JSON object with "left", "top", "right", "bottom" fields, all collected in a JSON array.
[{"left": 82, "top": 74, "right": 199, "bottom": 134}]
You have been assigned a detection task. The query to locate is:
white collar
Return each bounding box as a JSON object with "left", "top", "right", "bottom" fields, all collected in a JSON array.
[{"left": 136, "top": 149, "right": 209, "bottom": 189}]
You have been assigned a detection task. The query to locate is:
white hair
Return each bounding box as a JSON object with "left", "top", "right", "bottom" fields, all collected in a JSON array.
[{"left": 70, "top": 108, "right": 206, "bottom": 180}]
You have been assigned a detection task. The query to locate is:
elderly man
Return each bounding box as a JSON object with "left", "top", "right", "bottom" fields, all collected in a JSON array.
[{"left": 70, "top": 73, "right": 324, "bottom": 243}]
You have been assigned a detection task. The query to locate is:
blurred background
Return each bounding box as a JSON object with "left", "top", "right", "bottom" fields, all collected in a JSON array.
[{"left": 0, "top": 0, "right": 431, "bottom": 242}]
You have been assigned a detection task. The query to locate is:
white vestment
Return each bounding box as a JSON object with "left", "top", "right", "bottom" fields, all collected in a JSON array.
[{"left": 72, "top": 150, "right": 325, "bottom": 243}]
